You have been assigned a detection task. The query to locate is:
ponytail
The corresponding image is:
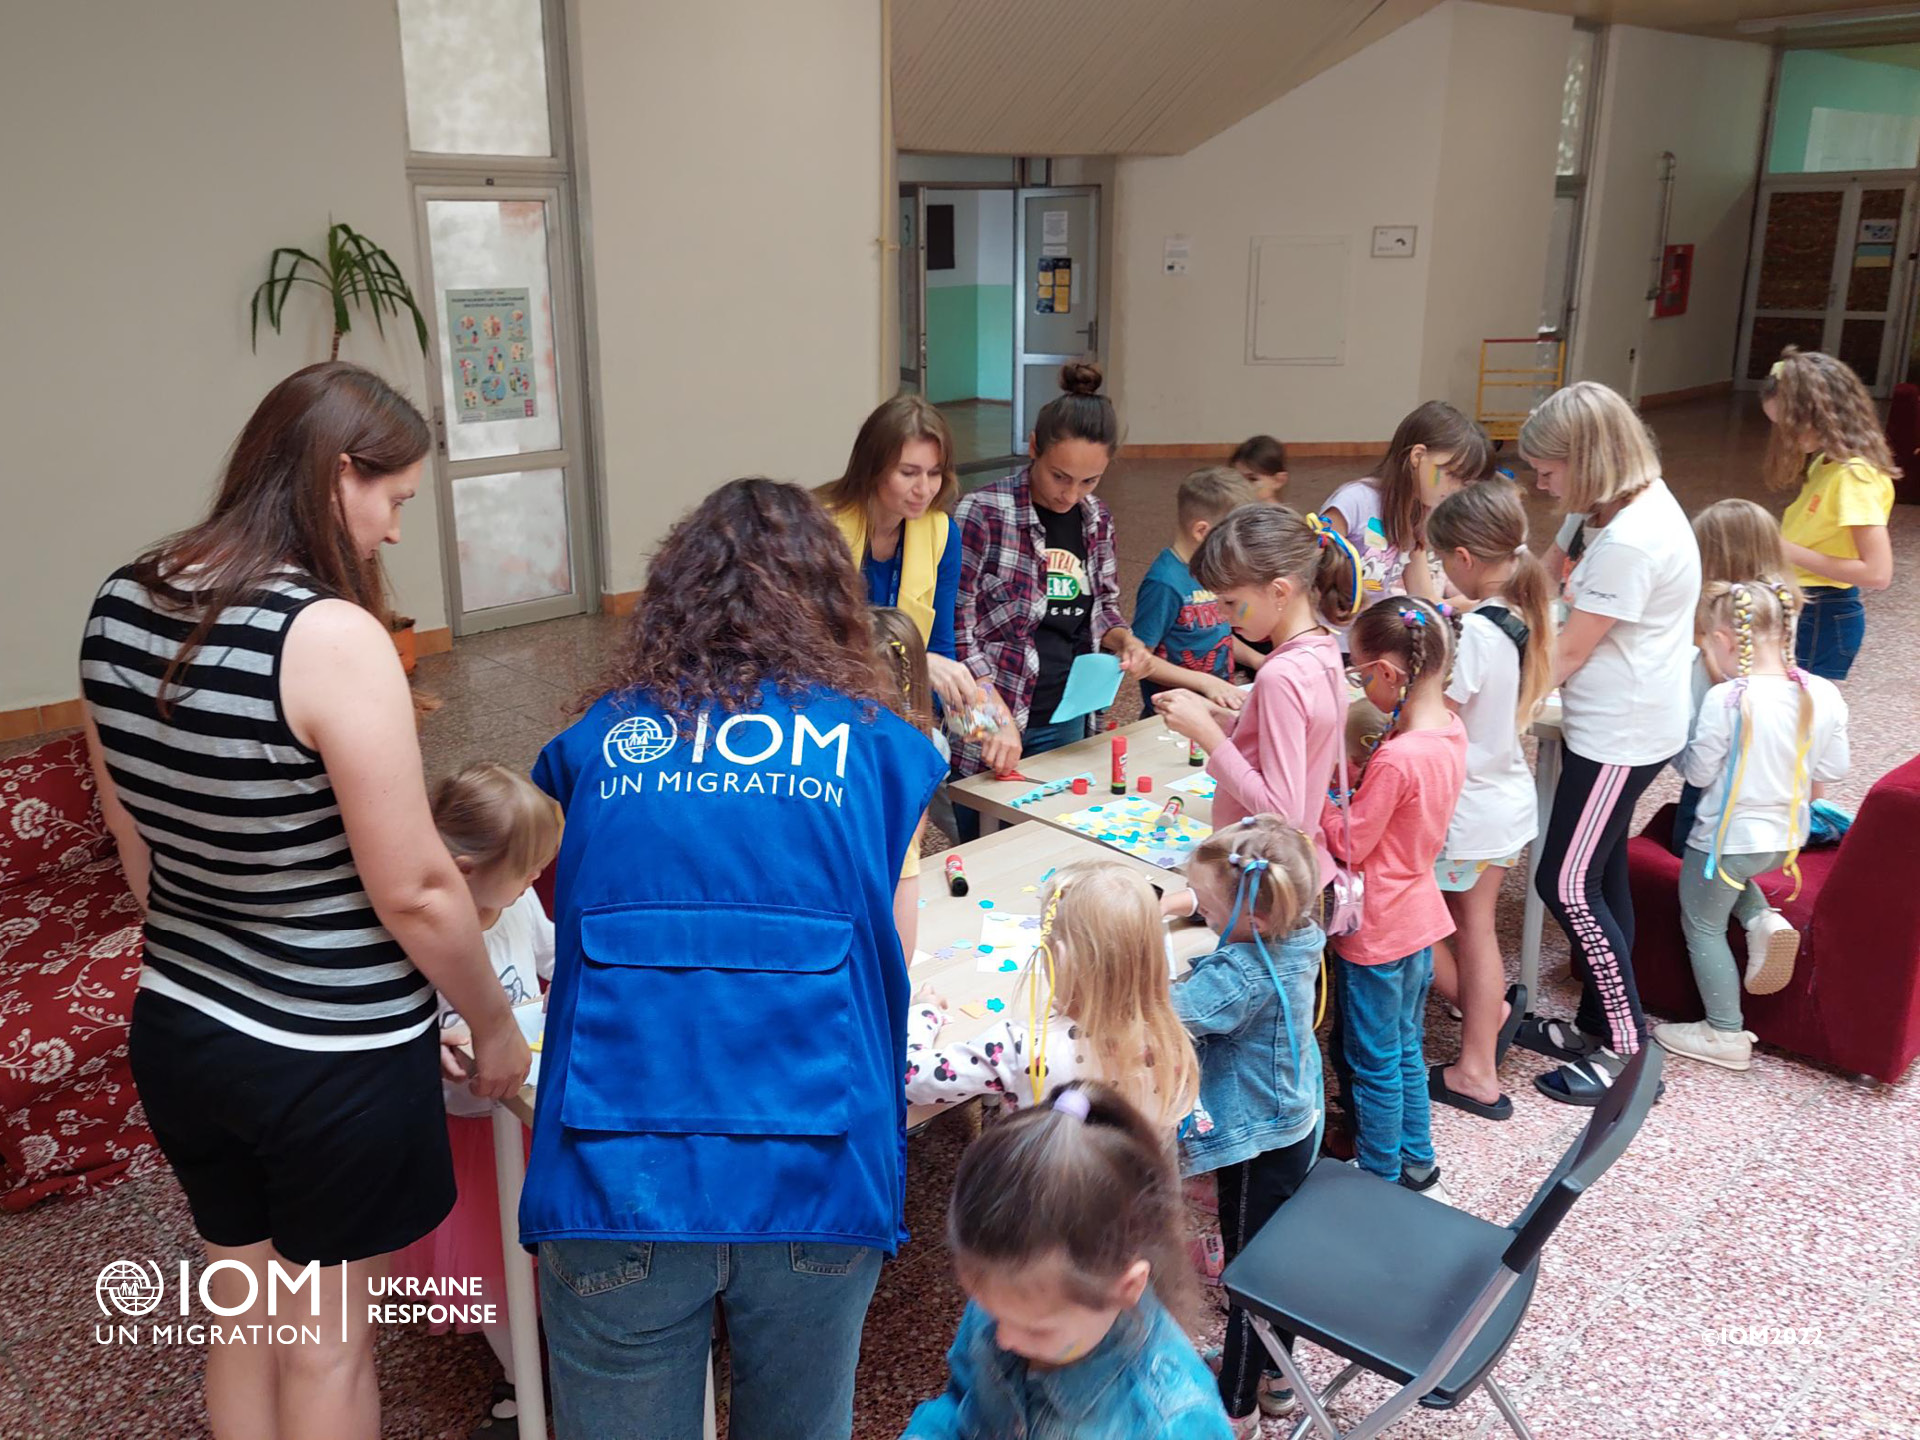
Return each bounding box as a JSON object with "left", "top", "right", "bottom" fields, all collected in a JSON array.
[{"left": 1428, "top": 479, "right": 1558, "bottom": 727}]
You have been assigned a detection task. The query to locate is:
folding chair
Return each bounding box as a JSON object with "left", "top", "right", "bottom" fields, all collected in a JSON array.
[{"left": 1221, "top": 1045, "right": 1663, "bottom": 1439}]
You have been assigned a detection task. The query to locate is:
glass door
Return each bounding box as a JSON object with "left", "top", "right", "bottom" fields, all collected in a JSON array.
[
  {"left": 416, "top": 186, "right": 593, "bottom": 632},
  {"left": 1739, "top": 181, "right": 1917, "bottom": 395},
  {"left": 1014, "top": 187, "right": 1099, "bottom": 445}
]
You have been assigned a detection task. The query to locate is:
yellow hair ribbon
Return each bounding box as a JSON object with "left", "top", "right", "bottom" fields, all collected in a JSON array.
[
  {"left": 1710, "top": 689, "right": 1756, "bottom": 890},
  {"left": 1778, "top": 680, "right": 1815, "bottom": 903},
  {"left": 1026, "top": 883, "right": 1065, "bottom": 1102},
  {"left": 1305, "top": 511, "right": 1365, "bottom": 618}
]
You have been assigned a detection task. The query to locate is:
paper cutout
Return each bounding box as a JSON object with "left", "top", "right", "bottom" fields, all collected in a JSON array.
[
  {"left": 1047, "top": 652, "right": 1122, "bottom": 724},
  {"left": 985, "top": 998, "right": 1007, "bottom": 1013},
  {"left": 1054, "top": 796, "right": 1213, "bottom": 869},
  {"left": 1168, "top": 771, "right": 1217, "bottom": 799},
  {"left": 960, "top": 1002, "right": 990, "bottom": 1019}
]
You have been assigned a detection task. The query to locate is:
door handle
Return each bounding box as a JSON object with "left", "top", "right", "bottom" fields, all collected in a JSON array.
[{"left": 1075, "top": 319, "right": 1099, "bottom": 353}]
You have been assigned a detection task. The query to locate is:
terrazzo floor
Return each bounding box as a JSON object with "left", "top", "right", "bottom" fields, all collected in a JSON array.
[{"left": 5, "top": 394, "right": 1919, "bottom": 1438}]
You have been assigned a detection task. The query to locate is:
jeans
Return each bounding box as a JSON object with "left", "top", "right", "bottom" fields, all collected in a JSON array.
[
  {"left": 1335, "top": 950, "right": 1435, "bottom": 1183},
  {"left": 539, "top": 1238, "right": 884, "bottom": 1440},
  {"left": 1216, "top": 1134, "right": 1316, "bottom": 1418},
  {"left": 1797, "top": 585, "right": 1864, "bottom": 681},
  {"left": 1679, "top": 847, "right": 1787, "bottom": 1032},
  {"left": 1535, "top": 750, "right": 1666, "bottom": 1056},
  {"left": 952, "top": 714, "right": 1093, "bottom": 842}
]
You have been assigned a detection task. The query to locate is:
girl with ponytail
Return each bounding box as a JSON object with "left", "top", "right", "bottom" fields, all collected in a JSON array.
[
  {"left": 1656, "top": 581, "right": 1850, "bottom": 1072},
  {"left": 1153, "top": 504, "right": 1360, "bottom": 920},
  {"left": 1422, "top": 481, "right": 1557, "bottom": 1121}
]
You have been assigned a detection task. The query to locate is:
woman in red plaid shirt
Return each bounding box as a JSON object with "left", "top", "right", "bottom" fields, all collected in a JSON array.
[{"left": 951, "top": 363, "right": 1153, "bottom": 839}]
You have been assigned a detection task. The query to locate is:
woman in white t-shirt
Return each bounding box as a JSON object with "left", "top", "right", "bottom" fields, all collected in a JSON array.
[
  {"left": 1517, "top": 382, "right": 1701, "bottom": 1106},
  {"left": 1656, "top": 581, "right": 1848, "bottom": 1073},
  {"left": 1423, "top": 481, "right": 1558, "bottom": 1121},
  {"left": 1321, "top": 401, "right": 1489, "bottom": 641}
]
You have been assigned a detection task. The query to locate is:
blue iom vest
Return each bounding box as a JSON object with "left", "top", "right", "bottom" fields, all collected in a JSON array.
[{"left": 522, "top": 685, "right": 945, "bottom": 1252}]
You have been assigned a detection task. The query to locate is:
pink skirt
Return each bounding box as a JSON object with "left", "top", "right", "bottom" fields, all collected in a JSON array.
[{"left": 389, "top": 1113, "right": 534, "bottom": 1334}]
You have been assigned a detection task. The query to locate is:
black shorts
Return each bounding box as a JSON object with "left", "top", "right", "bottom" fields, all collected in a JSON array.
[{"left": 129, "top": 987, "right": 455, "bottom": 1267}]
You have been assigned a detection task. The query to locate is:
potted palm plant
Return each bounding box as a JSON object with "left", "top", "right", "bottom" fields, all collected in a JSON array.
[{"left": 249, "top": 221, "right": 429, "bottom": 360}]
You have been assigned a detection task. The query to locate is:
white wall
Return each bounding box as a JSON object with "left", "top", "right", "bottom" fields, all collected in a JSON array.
[
  {"left": 2, "top": 0, "right": 440, "bottom": 713},
  {"left": 572, "top": 0, "right": 884, "bottom": 594},
  {"left": 1571, "top": 26, "right": 1772, "bottom": 400},
  {"left": 1418, "top": 3, "right": 1570, "bottom": 406},
  {"left": 1106, "top": 1, "right": 1568, "bottom": 446}
]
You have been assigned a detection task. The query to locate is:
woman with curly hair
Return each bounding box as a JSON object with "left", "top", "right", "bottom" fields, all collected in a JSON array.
[
  {"left": 1762, "top": 348, "right": 1897, "bottom": 681},
  {"left": 522, "top": 478, "right": 946, "bottom": 1440}
]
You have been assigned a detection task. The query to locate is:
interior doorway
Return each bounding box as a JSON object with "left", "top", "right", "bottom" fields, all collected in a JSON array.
[{"left": 900, "top": 183, "right": 1019, "bottom": 470}]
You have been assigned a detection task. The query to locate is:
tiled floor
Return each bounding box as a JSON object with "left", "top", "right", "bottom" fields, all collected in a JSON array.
[{"left": 5, "top": 394, "right": 1919, "bottom": 1438}]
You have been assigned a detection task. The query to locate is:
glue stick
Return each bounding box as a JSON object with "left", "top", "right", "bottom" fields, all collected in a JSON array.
[
  {"left": 944, "top": 854, "right": 968, "bottom": 897},
  {"left": 1156, "top": 795, "right": 1184, "bottom": 828},
  {"left": 1188, "top": 736, "right": 1204, "bottom": 766},
  {"left": 1110, "top": 735, "right": 1128, "bottom": 795}
]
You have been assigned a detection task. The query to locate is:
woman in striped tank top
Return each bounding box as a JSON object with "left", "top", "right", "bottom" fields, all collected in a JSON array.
[{"left": 79, "top": 362, "right": 531, "bottom": 1440}]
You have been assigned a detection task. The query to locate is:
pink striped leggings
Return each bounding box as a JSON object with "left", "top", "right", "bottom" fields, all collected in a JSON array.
[{"left": 1532, "top": 750, "right": 1668, "bottom": 1056}]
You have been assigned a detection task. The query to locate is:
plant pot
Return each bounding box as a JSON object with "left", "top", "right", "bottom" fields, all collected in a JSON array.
[{"left": 392, "top": 623, "right": 418, "bottom": 676}]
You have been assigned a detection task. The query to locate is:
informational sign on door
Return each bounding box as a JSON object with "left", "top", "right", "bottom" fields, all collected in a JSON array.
[
  {"left": 447, "top": 287, "right": 537, "bottom": 423},
  {"left": 1037, "top": 257, "right": 1071, "bottom": 314},
  {"left": 1163, "top": 236, "right": 1191, "bottom": 275},
  {"left": 1042, "top": 208, "right": 1070, "bottom": 258}
]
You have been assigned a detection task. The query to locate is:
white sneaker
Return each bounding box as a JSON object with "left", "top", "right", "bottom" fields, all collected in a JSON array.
[
  {"left": 1654, "top": 1019, "right": 1755, "bottom": 1071},
  {"left": 1230, "top": 1409, "right": 1263, "bottom": 1439},
  {"left": 1744, "top": 911, "right": 1800, "bottom": 996}
]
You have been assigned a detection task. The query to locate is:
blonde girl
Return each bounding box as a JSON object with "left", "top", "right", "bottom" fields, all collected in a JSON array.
[
  {"left": 1672, "top": 501, "right": 1799, "bottom": 849},
  {"left": 1423, "top": 481, "right": 1557, "bottom": 1122},
  {"left": 873, "top": 607, "right": 935, "bottom": 957},
  {"left": 1173, "top": 816, "right": 1323, "bottom": 1433},
  {"left": 1762, "top": 349, "right": 1897, "bottom": 681},
  {"left": 905, "top": 862, "right": 1200, "bottom": 1135},
  {"left": 1518, "top": 382, "right": 1700, "bottom": 1105},
  {"left": 1322, "top": 401, "right": 1490, "bottom": 611},
  {"left": 391, "top": 763, "right": 561, "bottom": 1423},
  {"left": 1655, "top": 583, "right": 1849, "bottom": 1073}
]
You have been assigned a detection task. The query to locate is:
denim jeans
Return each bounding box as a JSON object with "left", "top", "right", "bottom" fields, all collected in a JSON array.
[
  {"left": 1335, "top": 949, "right": 1436, "bottom": 1182},
  {"left": 1797, "top": 585, "right": 1865, "bottom": 681},
  {"left": 952, "top": 714, "right": 1093, "bottom": 842},
  {"left": 1679, "top": 846, "right": 1787, "bottom": 1032},
  {"left": 539, "top": 1238, "right": 884, "bottom": 1440}
]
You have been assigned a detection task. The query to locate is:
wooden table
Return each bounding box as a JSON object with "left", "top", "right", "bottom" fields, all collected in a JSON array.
[
  {"left": 904, "top": 824, "right": 1216, "bottom": 1129},
  {"left": 948, "top": 712, "right": 1217, "bottom": 835}
]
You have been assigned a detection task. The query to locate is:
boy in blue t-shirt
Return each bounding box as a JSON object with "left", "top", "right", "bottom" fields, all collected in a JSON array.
[{"left": 1134, "top": 466, "right": 1270, "bottom": 708}]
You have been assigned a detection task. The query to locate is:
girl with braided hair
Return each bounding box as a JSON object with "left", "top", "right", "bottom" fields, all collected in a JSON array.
[
  {"left": 1763, "top": 348, "right": 1896, "bottom": 682},
  {"left": 1655, "top": 582, "right": 1850, "bottom": 1071},
  {"left": 1321, "top": 596, "right": 1467, "bottom": 1195}
]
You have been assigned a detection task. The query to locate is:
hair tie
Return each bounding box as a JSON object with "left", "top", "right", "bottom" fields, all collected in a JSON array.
[
  {"left": 1052, "top": 1088, "right": 1091, "bottom": 1121},
  {"left": 1399, "top": 604, "right": 1427, "bottom": 628},
  {"left": 1513, "top": 543, "right": 1528, "bottom": 558},
  {"left": 1769, "top": 359, "right": 1787, "bottom": 379}
]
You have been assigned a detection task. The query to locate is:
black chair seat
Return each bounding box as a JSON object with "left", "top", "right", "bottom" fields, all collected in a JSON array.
[{"left": 1221, "top": 1161, "right": 1538, "bottom": 1407}]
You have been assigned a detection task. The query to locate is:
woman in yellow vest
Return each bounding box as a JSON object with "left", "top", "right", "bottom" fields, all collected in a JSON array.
[{"left": 822, "top": 396, "right": 1016, "bottom": 771}]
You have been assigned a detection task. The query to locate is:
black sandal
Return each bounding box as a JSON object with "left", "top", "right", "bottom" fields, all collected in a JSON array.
[
  {"left": 1513, "top": 1013, "right": 1599, "bottom": 1064},
  {"left": 1494, "top": 984, "right": 1529, "bottom": 1067},
  {"left": 1534, "top": 1052, "right": 1621, "bottom": 1107},
  {"left": 1428, "top": 1063, "right": 1512, "bottom": 1121}
]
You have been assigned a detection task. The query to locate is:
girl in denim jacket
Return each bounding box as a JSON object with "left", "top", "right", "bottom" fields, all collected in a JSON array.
[
  {"left": 902, "top": 1082, "right": 1231, "bottom": 1440},
  {"left": 1173, "top": 816, "right": 1325, "bottom": 1435}
]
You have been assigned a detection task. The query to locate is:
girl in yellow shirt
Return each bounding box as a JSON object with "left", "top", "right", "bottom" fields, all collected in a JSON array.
[{"left": 1762, "top": 349, "right": 1897, "bottom": 681}]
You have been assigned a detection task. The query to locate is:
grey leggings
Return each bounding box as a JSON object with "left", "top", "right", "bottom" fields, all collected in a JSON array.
[{"left": 1679, "top": 846, "right": 1788, "bottom": 1031}]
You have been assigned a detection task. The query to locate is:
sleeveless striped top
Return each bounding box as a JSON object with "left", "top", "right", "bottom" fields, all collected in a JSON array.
[{"left": 80, "top": 567, "right": 435, "bottom": 1050}]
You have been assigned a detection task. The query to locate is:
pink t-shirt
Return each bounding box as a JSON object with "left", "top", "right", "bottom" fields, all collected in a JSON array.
[
  {"left": 1207, "top": 631, "right": 1343, "bottom": 890},
  {"left": 1321, "top": 716, "right": 1468, "bottom": 966}
]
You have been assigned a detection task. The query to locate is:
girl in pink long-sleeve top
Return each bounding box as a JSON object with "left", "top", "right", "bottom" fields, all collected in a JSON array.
[{"left": 1155, "top": 505, "right": 1362, "bottom": 920}]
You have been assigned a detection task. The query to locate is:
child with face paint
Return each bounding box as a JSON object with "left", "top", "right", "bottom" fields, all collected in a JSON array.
[{"left": 901, "top": 1083, "right": 1231, "bottom": 1440}]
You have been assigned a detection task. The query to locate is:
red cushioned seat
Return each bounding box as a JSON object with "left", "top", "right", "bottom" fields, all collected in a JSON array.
[
  {"left": 1627, "top": 755, "right": 1920, "bottom": 1083},
  {"left": 0, "top": 736, "right": 157, "bottom": 1207}
]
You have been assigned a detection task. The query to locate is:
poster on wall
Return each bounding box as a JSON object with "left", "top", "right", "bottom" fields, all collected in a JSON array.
[
  {"left": 447, "top": 287, "right": 537, "bottom": 423},
  {"left": 1037, "top": 257, "right": 1072, "bottom": 314}
]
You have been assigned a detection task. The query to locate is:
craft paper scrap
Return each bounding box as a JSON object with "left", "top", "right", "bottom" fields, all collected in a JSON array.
[
  {"left": 976, "top": 911, "right": 1041, "bottom": 969},
  {"left": 910, "top": 949, "right": 935, "bottom": 968},
  {"left": 959, "top": 1002, "right": 990, "bottom": 1019},
  {"left": 1047, "top": 652, "right": 1122, "bottom": 724},
  {"left": 1053, "top": 797, "right": 1213, "bottom": 869},
  {"left": 1168, "top": 772, "right": 1217, "bottom": 799}
]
